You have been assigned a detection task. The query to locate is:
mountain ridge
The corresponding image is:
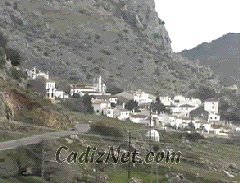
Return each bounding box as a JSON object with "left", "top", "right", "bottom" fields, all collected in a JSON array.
[
  {"left": 180, "top": 33, "right": 240, "bottom": 86},
  {"left": 0, "top": 0, "right": 213, "bottom": 94}
]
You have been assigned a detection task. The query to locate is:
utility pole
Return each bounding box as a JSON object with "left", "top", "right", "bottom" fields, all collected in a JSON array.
[
  {"left": 149, "top": 103, "right": 153, "bottom": 183},
  {"left": 95, "top": 163, "right": 98, "bottom": 183},
  {"left": 41, "top": 142, "right": 45, "bottom": 182},
  {"left": 128, "top": 131, "right": 131, "bottom": 180}
]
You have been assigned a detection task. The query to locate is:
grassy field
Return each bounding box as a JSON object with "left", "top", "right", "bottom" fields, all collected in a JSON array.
[{"left": 0, "top": 117, "right": 240, "bottom": 182}]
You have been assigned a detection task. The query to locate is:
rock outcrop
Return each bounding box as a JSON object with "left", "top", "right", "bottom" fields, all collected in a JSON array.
[{"left": 0, "top": 0, "right": 212, "bottom": 94}]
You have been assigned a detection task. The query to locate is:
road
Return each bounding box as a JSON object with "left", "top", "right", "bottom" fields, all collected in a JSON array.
[{"left": 0, "top": 124, "right": 90, "bottom": 152}]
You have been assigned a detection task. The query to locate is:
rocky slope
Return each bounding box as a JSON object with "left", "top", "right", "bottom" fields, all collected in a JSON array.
[
  {"left": 180, "top": 33, "right": 240, "bottom": 86},
  {"left": 0, "top": 0, "right": 213, "bottom": 94}
]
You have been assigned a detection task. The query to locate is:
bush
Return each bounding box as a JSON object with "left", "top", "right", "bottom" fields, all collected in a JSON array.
[
  {"left": 0, "top": 32, "right": 7, "bottom": 48},
  {"left": 192, "top": 85, "right": 216, "bottom": 101},
  {"left": 106, "top": 84, "right": 123, "bottom": 95},
  {"left": 125, "top": 100, "right": 138, "bottom": 111},
  {"left": 0, "top": 47, "right": 6, "bottom": 68},
  {"left": 6, "top": 48, "right": 22, "bottom": 66},
  {"left": 5, "top": 2, "right": 11, "bottom": 6},
  {"left": 100, "top": 49, "right": 111, "bottom": 56},
  {"left": 11, "top": 68, "right": 27, "bottom": 81},
  {"left": 90, "top": 122, "right": 124, "bottom": 137},
  {"left": 152, "top": 33, "right": 161, "bottom": 39},
  {"left": 186, "top": 133, "right": 204, "bottom": 142},
  {"left": 13, "top": 2, "right": 18, "bottom": 10},
  {"left": 82, "top": 94, "right": 94, "bottom": 114}
]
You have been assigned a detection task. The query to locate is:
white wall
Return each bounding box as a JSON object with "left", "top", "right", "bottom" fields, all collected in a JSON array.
[{"left": 204, "top": 101, "right": 219, "bottom": 114}]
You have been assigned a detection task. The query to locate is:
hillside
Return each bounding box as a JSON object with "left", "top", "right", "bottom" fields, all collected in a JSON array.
[
  {"left": 180, "top": 33, "right": 240, "bottom": 86},
  {"left": 0, "top": 0, "right": 213, "bottom": 94}
]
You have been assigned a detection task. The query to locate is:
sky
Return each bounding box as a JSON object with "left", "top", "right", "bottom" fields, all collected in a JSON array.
[{"left": 155, "top": 0, "right": 240, "bottom": 52}]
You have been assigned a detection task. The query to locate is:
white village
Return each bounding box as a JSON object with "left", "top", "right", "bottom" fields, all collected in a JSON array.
[{"left": 25, "top": 67, "right": 240, "bottom": 141}]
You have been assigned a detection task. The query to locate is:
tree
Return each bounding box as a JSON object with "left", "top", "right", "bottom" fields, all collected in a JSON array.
[
  {"left": 11, "top": 68, "right": 27, "bottom": 81},
  {"left": 192, "top": 85, "right": 216, "bottom": 101},
  {"left": 82, "top": 94, "right": 94, "bottom": 114},
  {"left": 125, "top": 100, "right": 138, "bottom": 111},
  {"left": 90, "top": 122, "right": 124, "bottom": 138},
  {"left": 5, "top": 48, "right": 22, "bottom": 66},
  {"left": 151, "top": 97, "right": 169, "bottom": 114},
  {"left": 106, "top": 84, "right": 123, "bottom": 95}
]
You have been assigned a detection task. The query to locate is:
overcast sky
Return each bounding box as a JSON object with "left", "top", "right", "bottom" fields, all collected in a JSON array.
[{"left": 155, "top": 0, "right": 240, "bottom": 52}]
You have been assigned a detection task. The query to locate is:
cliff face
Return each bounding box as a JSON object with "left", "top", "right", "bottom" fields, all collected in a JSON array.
[{"left": 0, "top": 0, "right": 211, "bottom": 94}]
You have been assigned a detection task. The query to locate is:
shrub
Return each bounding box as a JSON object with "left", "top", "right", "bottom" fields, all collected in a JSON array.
[
  {"left": 186, "top": 133, "right": 204, "bottom": 142},
  {"left": 13, "top": 2, "right": 18, "bottom": 10},
  {"left": 192, "top": 85, "right": 216, "bottom": 101},
  {"left": 5, "top": 2, "right": 11, "bottom": 6},
  {"left": 152, "top": 33, "right": 161, "bottom": 39},
  {"left": 82, "top": 94, "right": 94, "bottom": 114},
  {"left": 106, "top": 84, "right": 123, "bottom": 95},
  {"left": 11, "top": 68, "right": 27, "bottom": 81},
  {"left": 100, "top": 49, "right": 111, "bottom": 56},
  {"left": 5, "top": 48, "right": 22, "bottom": 66},
  {"left": 0, "top": 47, "right": 6, "bottom": 69},
  {"left": 0, "top": 32, "right": 7, "bottom": 48},
  {"left": 125, "top": 100, "right": 138, "bottom": 111},
  {"left": 90, "top": 122, "right": 124, "bottom": 137}
]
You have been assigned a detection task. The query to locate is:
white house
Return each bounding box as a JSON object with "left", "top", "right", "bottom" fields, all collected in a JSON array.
[
  {"left": 46, "top": 81, "right": 56, "bottom": 100},
  {"left": 179, "top": 104, "right": 196, "bottom": 117},
  {"left": 92, "top": 100, "right": 110, "bottom": 115},
  {"left": 55, "top": 90, "right": 69, "bottom": 99},
  {"left": 171, "top": 95, "right": 201, "bottom": 108},
  {"left": 109, "top": 97, "right": 118, "bottom": 104},
  {"left": 70, "top": 76, "right": 109, "bottom": 97},
  {"left": 204, "top": 98, "right": 219, "bottom": 114},
  {"left": 117, "top": 109, "right": 130, "bottom": 121},
  {"left": 193, "top": 121, "right": 210, "bottom": 132},
  {"left": 210, "top": 126, "right": 221, "bottom": 135},
  {"left": 159, "top": 96, "right": 173, "bottom": 106},
  {"left": 105, "top": 108, "right": 114, "bottom": 118},
  {"left": 26, "top": 67, "right": 49, "bottom": 80},
  {"left": 133, "top": 90, "right": 153, "bottom": 105},
  {"left": 173, "top": 95, "right": 186, "bottom": 106},
  {"left": 235, "top": 127, "right": 240, "bottom": 132},
  {"left": 129, "top": 114, "right": 149, "bottom": 124},
  {"left": 158, "top": 113, "right": 170, "bottom": 127},
  {"left": 202, "top": 123, "right": 211, "bottom": 133},
  {"left": 169, "top": 118, "right": 183, "bottom": 130},
  {"left": 208, "top": 113, "right": 220, "bottom": 122},
  {"left": 104, "top": 106, "right": 130, "bottom": 121}
]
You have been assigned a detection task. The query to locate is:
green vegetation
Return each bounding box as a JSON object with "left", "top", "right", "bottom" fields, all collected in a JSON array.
[
  {"left": 125, "top": 100, "right": 138, "bottom": 111},
  {"left": 0, "top": 130, "right": 240, "bottom": 183},
  {"left": 10, "top": 67, "right": 27, "bottom": 81},
  {"left": 61, "top": 94, "right": 93, "bottom": 114},
  {"left": 5, "top": 48, "right": 22, "bottom": 66},
  {"left": 152, "top": 97, "right": 170, "bottom": 114},
  {"left": 0, "top": 47, "right": 5, "bottom": 69},
  {"left": 90, "top": 121, "right": 125, "bottom": 138},
  {"left": 191, "top": 85, "right": 216, "bottom": 101}
]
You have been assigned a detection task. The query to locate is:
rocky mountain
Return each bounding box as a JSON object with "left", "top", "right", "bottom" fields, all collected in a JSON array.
[
  {"left": 0, "top": 0, "right": 213, "bottom": 94},
  {"left": 180, "top": 33, "right": 240, "bottom": 86}
]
